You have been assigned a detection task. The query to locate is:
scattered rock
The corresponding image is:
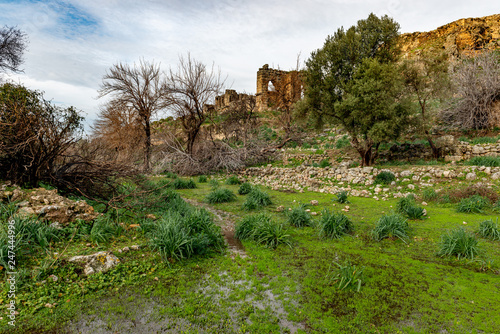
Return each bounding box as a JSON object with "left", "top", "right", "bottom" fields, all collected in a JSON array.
[
  {"left": 276, "top": 205, "right": 285, "bottom": 212},
  {"left": 68, "top": 251, "right": 120, "bottom": 276},
  {"left": 310, "top": 200, "right": 319, "bottom": 206},
  {"left": 146, "top": 214, "right": 157, "bottom": 220},
  {"left": 466, "top": 173, "right": 477, "bottom": 180}
]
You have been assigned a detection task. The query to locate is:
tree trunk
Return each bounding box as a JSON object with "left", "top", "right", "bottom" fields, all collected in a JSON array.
[
  {"left": 424, "top": 130, "right": 440, "bottom": 159},
  {"left": 143, "top": 116, "right": 151, "bottom": 173}
]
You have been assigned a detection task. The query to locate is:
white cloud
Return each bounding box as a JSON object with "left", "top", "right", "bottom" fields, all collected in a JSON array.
[{"left": 0, "top": 0, "right": 498, "bottom": 130}]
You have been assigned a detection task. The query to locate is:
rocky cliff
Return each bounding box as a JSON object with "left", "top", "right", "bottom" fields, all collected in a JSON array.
[{"left": 399, "top": 14, "right": 500, "bottom": 57}]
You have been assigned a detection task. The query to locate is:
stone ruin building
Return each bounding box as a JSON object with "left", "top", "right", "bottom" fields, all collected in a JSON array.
[{"left": 211, "top": 64, "right": 303, "bottom": 112}]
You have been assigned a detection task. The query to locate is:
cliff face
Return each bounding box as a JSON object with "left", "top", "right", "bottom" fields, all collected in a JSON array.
[{"left": 399, "top": 14, "right": 500, "bottom": 56}]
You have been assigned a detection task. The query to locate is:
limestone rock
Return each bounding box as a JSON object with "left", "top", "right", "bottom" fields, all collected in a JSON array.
[{"left": 68, "top": 251, "right": 120, "bottom": 276}]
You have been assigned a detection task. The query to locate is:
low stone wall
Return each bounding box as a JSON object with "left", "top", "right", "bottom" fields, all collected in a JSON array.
[{"left": 240, "top": 164, "right": 500, "bottom": 199}]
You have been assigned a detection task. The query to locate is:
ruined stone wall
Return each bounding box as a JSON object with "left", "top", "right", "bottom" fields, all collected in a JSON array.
[
  {"left": 213, "top": 89, "right": 255, "bottom": 111},
  {"left": 256, "top": 64, "right": 303, "bottom": 111}
]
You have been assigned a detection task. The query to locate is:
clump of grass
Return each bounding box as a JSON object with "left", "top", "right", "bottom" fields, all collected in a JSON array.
[
  {"left": 396, "top": 194, "right": 425, "bottom": 219},
  {"left": 405, "top": 206, "right": 425, "bottom": 220},
  {"left": 235, "top": 213, "right": 291, "bottom": 249},
  {"left": 319, "top": 159, "right": 331, "bottom": 168},
  {"left": 205, "top": 188, "right": 236, "bottom": 204},
  {"left": 372, "top": 213, "right": 410, "bottom": 242},
  {"left": 327, "top": 261, "right": 364, "bottom": 292},
  {"left": 170, "top": 178, "right": 197, "bottom": 189},
  {"left": 150, "top": 215, "right": 193, "bottom": 262},
  {"left": 375, "top": 171, "right": 395, "bottom": 185},
  {"left": 422, "top": 188, "right": 439, "bottom": 201},
  {"left": 465, "top": 156, "right": 500, "bottom": 167},
  {"left": 225, "top": 175, "right": 242, "bottom": 185},
  {"left": 89, "top": 216, "right": 124, "bottom": 246},
  {"left": 334, "top": 190, "right": 349, "bottom": 204},
  {"left": 164, "top": 171, "right": 178, "bottom": 178},
  {"left": 478, "top": 219, "right": 500, "bottom": 241},
  {"left": 317, "top": 210, "right": 354, "bottom": 239},
  {"left": 242, "top": 188, "right": 272, "bottom": 210},
  {"left": 335, "top": 135, "right": 350, "bottom": 149},
  {"left": 197, "top": 175, "right": 208, "bottom": 183},
  {"left": 287, "top": 206, "right": 312, "bottom": 227},
  {"left": 456, "top": 195, "right": 489, "bottom": 213},
  {"left": 237, "top": 182, "right": 253, "bottom": 195},
  {"left": 437, "top": 227, "right": 480, "bottom": 260},
  {"left": 209, "top": 179, "right": 220, "bottom": 189}
]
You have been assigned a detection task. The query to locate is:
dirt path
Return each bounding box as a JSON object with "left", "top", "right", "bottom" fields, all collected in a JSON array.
[{"left": 182, "top": 197, "right": 247, "bottom": 258}]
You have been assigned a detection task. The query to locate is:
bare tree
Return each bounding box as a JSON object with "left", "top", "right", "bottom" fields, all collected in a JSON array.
[
  {"left": 401, "top": 51, "right": 450, "bottom": 158},
  {"left": 93, "top": 99, "right": 144, "bottom": 162},
  {"left": 165, "top": 54, "right": 224, "bottom": 154},
  {"left": 98, "top": 59, "right": 168, "bottom": 172},
  {"left": 442, "top": 51, "right": 500, "bottom": 129},
  {"left": 0, "top": 26, "right": 27, "bottom": 73},
  {"left": 215, "top": 94, "right": 258, "bottom": 146}
]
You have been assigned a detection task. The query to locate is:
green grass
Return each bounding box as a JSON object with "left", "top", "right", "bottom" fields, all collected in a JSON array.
[
  {"left": 235, "top": 213, "right": 292, "bottom": 249},
  {"left": 317, "top": 210, "right": 354, "bottom": 239},
  {"left": 327, "top": 260, "right": 364, "bottom": 292},
  {"left": 205, "top": 188, "right": 237, "bottom": 204},
  {"left": 456, "top": 195, "right": 490, "bottom": 213},
  {"left": 287, "top": 206, "right": 313, "bottom": 227},
  {"left": 478, "top": 219, "right": 500, "bottom": 241},
  {"left": 225, "top": 175, "right": 242, "bottom": 185},
  {"left": 372, "top": 213, "right": 410, "bottom": 242},
  {"left": 197, "top": 175, "right": 208, "bottom": 183},
  {"left": 464, "top": 156, "right": 500, "bottom": 167},
  {"left": 237, "top": 182, "right": 253, "bottom": 195},
  {"left": 334, "top": 190, "right": 349, "bottom": 204},
  {"left": 242, "top": 188, "right": 272, "bottom": 210},
  {"left": 437, "top": 227, "right": 480, "bottom": 260},
  {"left": 7, "top": 178, "right": 500, "bottom": 334}
]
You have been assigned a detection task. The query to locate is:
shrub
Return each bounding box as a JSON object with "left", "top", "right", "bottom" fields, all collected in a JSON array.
[
  {"left": 235, "top": 213, "right": 291, "bottom": 249},
  {"left": 197, "top": 175, "right": 208, "bottom": 183},
  {"left": 448, "top": 185, "right": 498, "bottom": 203},
  {"left": 170, "top": 178, "right": 197, "bottom": 189},
  {"left": 437, "top": 228, "right": 480, "bottom": 260},
  {"left": 334, "top": 190, "right": 349, "bottom": 204},
  {"left": 288, "top": 206, "right": 312, "bottom": 227},
  {"left": 465, "top": 156, "right": 500, "bottom": 167},
  {"left": 206, "top": 188, "right": 237, "bottom": 204},
  {"left": 225, "top": 175, "right": 241, "bottom": 185},
  {"left": 318, "top": 210, "right": 354, "bottom": 239},
  {"left": 375, "top": 171, "right": 395, "bottom": 185},
  {"left": 242, "top": 188, "right": 272, "bottom": 210},
  {"left": 237, "top": 182, "right": 253, "bottom": 195},
  {"left": 327, "top": 261, "right": 364, "bottom": 292},
  {"left": 372, "top": 214, "right": 410, "bottom": 242},
  {"left": 456, "top": 195, "right": 489, "bottom": 213},
  {"left": 478, "top": 219, "right": 500, "bottom": 241}
]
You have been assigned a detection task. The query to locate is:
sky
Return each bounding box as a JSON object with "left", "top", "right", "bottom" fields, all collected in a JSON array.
[{"left": 0, "top": 0, "right": 498, "bottom": 131}]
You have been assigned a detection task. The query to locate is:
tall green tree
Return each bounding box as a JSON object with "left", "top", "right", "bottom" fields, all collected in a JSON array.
[
  {"left": 335, "top": 59, "right": 410, "bottom": 166},
  {"left": 299, "top": 13, "right": 405, "bottom": 165}
]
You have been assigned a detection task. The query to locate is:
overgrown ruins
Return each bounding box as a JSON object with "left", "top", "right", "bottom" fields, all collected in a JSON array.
[{"left": 213, "top": 64, "right": 303, "bottom": 112}]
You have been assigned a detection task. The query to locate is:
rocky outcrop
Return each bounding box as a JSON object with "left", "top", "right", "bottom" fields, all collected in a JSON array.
[
  {"left": 0, "top": 186, "right": 98, "bottom": 225},
  {"left": 399, "top": 14, "right": 500, "bottom": 57}
]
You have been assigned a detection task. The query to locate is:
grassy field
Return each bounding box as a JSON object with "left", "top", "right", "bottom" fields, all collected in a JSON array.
[{"left": 1, "top": 177, "right": 500, "bottom": 333}]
